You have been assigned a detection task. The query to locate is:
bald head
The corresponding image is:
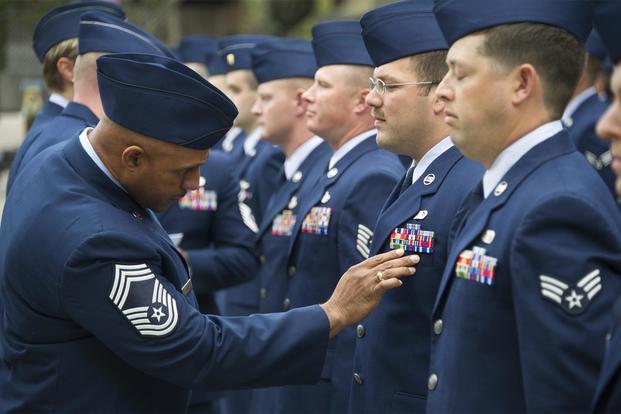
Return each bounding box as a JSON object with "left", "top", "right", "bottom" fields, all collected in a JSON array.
[{"left": 90, "top": 117, "right": 210, "bottom": 212}]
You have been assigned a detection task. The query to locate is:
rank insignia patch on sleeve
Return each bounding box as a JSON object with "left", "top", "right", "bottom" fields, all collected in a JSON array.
[
  {"left": 109, "top": 264, "right": 179, "bottom": 337},
  {"left": 539, "top": 269, "right": 602, "bottom": 315},
  {"left": 356, "top": 224, "right": 373, "bottom": 259}
]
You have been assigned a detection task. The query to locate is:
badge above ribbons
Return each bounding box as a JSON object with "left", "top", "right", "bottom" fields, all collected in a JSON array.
[{"left": 109, "top": 263, "right": 179, "bottom": 337}]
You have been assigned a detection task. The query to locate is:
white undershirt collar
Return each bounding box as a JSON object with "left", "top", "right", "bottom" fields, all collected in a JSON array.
[
  {"left": 243, "top": 127, "right": 263, "bottom": 156},
  {"left": 482, "top": 120, "right": 563, "bottom": 198},
  {"left": 79, "top": 127, "right": 125, "bottom": 191},
  {"left": 562, "top": 86, "right": 597, "bottom": 122},
  {"left": 284, "top": 136, "right": 324, "bottom": 180},
  {"left": 328, "top": 129, "right": 377, "bottom": 169},
  {"left": 410, "top": 136, "right": 454, "bottom": 184},
  {"left": 49, "top": 93, "right": 69, "bottom": 108}
]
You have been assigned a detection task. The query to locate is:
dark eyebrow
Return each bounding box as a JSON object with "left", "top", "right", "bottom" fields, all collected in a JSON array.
[{"left": 377, "top": 75, "right": 401, "bottom": 84}]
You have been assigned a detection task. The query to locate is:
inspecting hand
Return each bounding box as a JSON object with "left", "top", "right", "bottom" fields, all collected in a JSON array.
[{"left": 320, "top": 248, "right": 419, "bottom": 337}]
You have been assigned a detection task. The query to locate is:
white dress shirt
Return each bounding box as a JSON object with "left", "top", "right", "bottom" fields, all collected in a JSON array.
[
  {"left": 48, "top": 93, "right": 69, "bottom": 109},
  {"left": 79, "top": 127, "right": 125, "bottom": 191},
  {"left": 284, "top": 136, "right": 324, "bottom": 180},
  {"left": 243, "top": 127, "right": 263, "bottom": 157},
  {"left": 562, "top": 86, "right": 597, "bottom": 126},
  {"left": 410, "top": 136, "right": 454, "bottom": 184}
]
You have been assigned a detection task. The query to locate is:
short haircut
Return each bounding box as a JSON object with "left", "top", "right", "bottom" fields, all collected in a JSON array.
[
  {"left": 42, "top": 37, "right": 78, "bottom": 93},
  {"left": 584, "top": 53, "right": 603, "bottom": 85},
  {"left": 343, "top": 64, "right": 374, "bottom": 91},
  {"left": 409, "top": 50, "right": 448, "bottom": 95},
  {"left": 478, "top": 23, "right": 585, "bottom": 119}
]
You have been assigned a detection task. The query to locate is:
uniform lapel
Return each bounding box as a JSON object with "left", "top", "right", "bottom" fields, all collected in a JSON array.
[
  {"left": 369, "top": 146, "right": 463, "bottom": 256},
  {"left": 433, "top": 131, "right": 577, "bottom": 312}
]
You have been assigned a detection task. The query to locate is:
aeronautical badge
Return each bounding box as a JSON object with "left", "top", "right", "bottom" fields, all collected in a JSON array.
[
  {"left": 301, "top": 206, "right": 332, "bottom": 235},
  {"left": 178, "top": 188, "right": 217, "bottom": 211},
  {"left": 272, "top": 210, "right": 296, "bottom": 236},
  {"left": 356, "top": 224, "right": 373, "bottom": 259},
  {"left": 539, "top": 269, "right": 602, "bottom": 315},
  {"left": 455, "top": 246, "right": 498, "bottom": 286},
  {"left": 109, "top": 264, "right": 178, "bottom": 337},
  {"left": 390, "top": 223, "right": 434, "bottom": 254}
]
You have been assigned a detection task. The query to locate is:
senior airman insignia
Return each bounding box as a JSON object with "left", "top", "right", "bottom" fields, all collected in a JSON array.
[
  {"left": 539, "top": 269, "right": 602, "bottom": 315},
  {"left": 390, "top": 223, "right": 434, "bottom": 253},
  {"left": 423, "top": 174, "right": 435, "bottom": 185},
  {"left": 272, "top": 210, "right": 296, "bottom": 236},
  {"left": 109, "top": 264, "right": 178, "bottom": 337},
  {"left": 356, "top": 224, "right": 373, "bottom": 259},
  {"left": 455, "top": 246, "right": 497, "bottom": 286}
]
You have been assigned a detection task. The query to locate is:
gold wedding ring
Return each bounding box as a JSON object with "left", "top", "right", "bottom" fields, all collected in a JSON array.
[{"left": 376, "top": 271, "right": 384, "bottom": 283}]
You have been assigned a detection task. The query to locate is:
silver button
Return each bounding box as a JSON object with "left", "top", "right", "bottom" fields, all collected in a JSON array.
[
  {"left": 260, "top": 288, "right": 267, "bottom": 299},
  {"left": 433, "top": 319, "right": 443, "bottom": 336},
  {"left": 356, "top": 324, "right": 365, "bottom": 338},
  {"left": 288, "top": 266, "right": 296, "bottom": 277},
  {"left": 327, "top": 168, "right": 338, "bottom": 178},
  {"left": 292, "top": 171, "right": 303, "bottom": 183},
  {"left": 428, "top": 374, "right": 438, "bottom": 391},
  {"left": 260, "top": 255, "right": 266, "bottom": 264},
  {"left": 283, "top": 297, "right": 290, "bottom": 310},
  {"left": 353, "top": 372, "right": 363, "bottom": 385},
  {"left": 131, "top": 211, "right": 144, "bottom": 220}
]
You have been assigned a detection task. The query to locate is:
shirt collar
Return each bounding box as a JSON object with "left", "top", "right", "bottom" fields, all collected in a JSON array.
[
  {"left": 483, "top": 120, "right": 563, "bottom": 198},
  {"left": 221, "top": 126, "right": 242, "bottom": 151},
  {"left": 562, "top": 86, "right": 597, "bottom": 121},
  {"left": 284, "top": 136, "right": 324, "bottom": 180},
  {"left": 49, "top": 93, "right": 69, "bottom": 108},
  {"left": 243, "top": 127, "right": 263, "bottom": 156},
  {"left": 328, "top": 129, "right": 377, "bottom": 169},
  {"left": 79, "top": 127, "right": 125, "bottom": 191},
  {"left": 411, "top": 136, "right": 454, "bottom": 184}
]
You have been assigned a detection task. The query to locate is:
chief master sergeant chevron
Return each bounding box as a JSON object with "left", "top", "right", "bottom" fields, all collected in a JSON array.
[{"left": 0, "top": 52, "right": 418, "bottom": 413}]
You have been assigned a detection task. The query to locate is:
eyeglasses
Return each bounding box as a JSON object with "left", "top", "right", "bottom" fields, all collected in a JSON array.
[{"left": 369, "top": 77, "right": 439, "bottom": 95}]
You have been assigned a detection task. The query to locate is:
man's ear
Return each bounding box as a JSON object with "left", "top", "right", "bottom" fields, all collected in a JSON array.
[
  {"left": 294, "top": 88, "right": 309, "bottom": 117},
  {"left": 121, "top": 145, "right": 145, "bottom": 171},
  {"left": 511, "top": 63, "right": 537, "bottom": 106},
  {"left": 354, "top": 89, "right": 371, "bottom": 114},
  {"left": 57, "top": 57, "right": 75, "bottom": 84}
]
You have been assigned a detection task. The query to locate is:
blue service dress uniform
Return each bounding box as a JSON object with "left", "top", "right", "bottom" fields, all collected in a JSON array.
[
  {"left": 157, "top": 150, "right": 259, "bottom": 315},
  {"left": 213, "top": 127, "right": 246, "bottom": 161},
  {"left": 7, "top": 101, "right": 98, "bottom": 193},
  {"left": 217, "top": 137, "right": 285, "bottom": 318},
  {"left": 425, "top": 129, "right": 621, "bottom": 413},
  {"left": 591, "top": 299, "right": 621, "bottom": 412},
  {"left": 250, "top": 140, "right": 332, "bottom": 413},
  {"left": 565, "top": 90, "right": 616, "bottom": 199},
  {"left": 0, "top": 133, "right": 330, "bottom": 413},
  {"left": 274, "top": 133, "right": 403, "bottom": 413},
  {"left": 348, "top": 145, "right": 483, "bottom": 414}
]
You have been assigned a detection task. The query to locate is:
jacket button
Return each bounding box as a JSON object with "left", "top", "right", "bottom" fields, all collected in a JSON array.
[
  {"left": 260, "top": 288, "right": 267, "bottom": 299},
  {"left": 433, "top": 319, "right": 443, "bottom": 335},
  {"left": 260, "top": 255, "right": 266, "bottom": 264},
  {"left": 428, "top": 374, "right": 438, "bottom": 391},
  {"left": 288, "top": 266, "right": 296, "bottom": 277},
  {"left": 356, "top": 324, "right": 365, "bottom": 338},
  {"left": 353, "top": 372, "right": 363, "bottom": 385},
  {"left": 283, "top": 297, "right": 290, "bottom": 310}
]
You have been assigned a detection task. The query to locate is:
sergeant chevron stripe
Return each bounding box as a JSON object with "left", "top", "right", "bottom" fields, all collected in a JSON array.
[
  {"left": 239, "top": 201, "right": 258, "bottom": 233},
  {"left": 356, "top": 224, "right": 373, "bottom": 259},
  {"left": 539, "top": 269, "right": 601, "bottom": 315},
  {"left": 110, "top": 263, "right": 179, "bottom": 337}
]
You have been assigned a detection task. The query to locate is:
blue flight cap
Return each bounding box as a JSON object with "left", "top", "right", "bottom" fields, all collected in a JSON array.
[
  {"left": 97, "top": 53, "right": 238, "bottom": 150},
  {"left": 593, "top": 1, "right": 621, "bottom": 64},
  {"left": 33, "top": 1, "right": 125, "bottom": 62},
  {"left": 251, "top": 38, "right": 316, "bottom": 84},
  {"left": 360, "top": 0, "right": 447, "bottom": 67},
  {"left": 177, "top": 35, "right": 218, "bottom": 63},
  {"left": 311, "top": 20, "right": 373, "bottom": 67},
  {"left": 219, "top": 35, "right": 275, "bottom": 72},
  {"left": 205, "top": 53, "right": 227, "bottom": 76},
  {"left": 79, "top": 12, "right": 176, "bottom": 58},
  {"left": 585, "top": 30, "right": 607, "bottom": 62},
  {"left": 433, "top": 0, "right": 593, "bottom": 46}
]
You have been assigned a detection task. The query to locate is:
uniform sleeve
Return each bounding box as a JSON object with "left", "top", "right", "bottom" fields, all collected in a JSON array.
[
  {"left": 337, "top": 168, "right": 401, "bottom": 275},
  {"left": 61, "top": 231, "right": 329, "bottom": 390},
  {"left": 186, "top": 165, "right": 260, "bottom": 294},
  {"left": 510, "top": 194, "right": 621, "bottom": 412}
]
